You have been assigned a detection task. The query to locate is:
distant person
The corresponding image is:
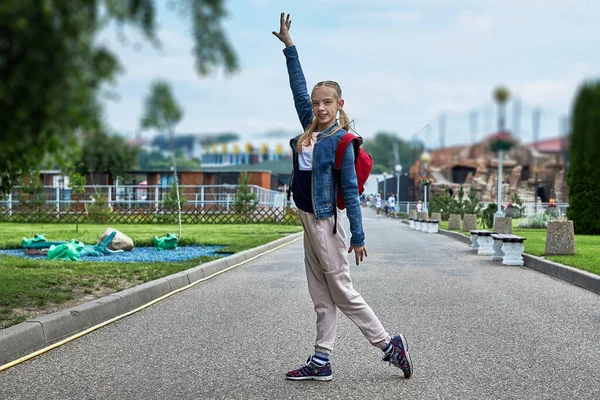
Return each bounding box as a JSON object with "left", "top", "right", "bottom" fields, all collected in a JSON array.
[
  {"left": 388, "top": 193, "right": 396, "bottom": 217},
  {"left": 273, "top": 12, "right": 412, "bottom": 382},
  {"left": 416, "top": 200, "right": 423, "bottom": 213},
  {"left": 375, "top": 193, "right": 382, "bottom": 217}
]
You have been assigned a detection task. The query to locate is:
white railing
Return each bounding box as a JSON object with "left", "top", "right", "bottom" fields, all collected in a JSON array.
[{"left": 0, "top": 184, "right": 287, "bottom": 213}]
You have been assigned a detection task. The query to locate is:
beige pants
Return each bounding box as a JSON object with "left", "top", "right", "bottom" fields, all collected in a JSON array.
[{"left": 297, "top": 209, "right": 390, "bottom": 355}]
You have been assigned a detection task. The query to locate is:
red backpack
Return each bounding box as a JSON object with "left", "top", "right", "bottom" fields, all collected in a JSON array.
[
  {"left": 334, "top": 133, "right": 373, "bottom": 209},
  {"left": 332, "top": 133, "right": 372, "bottom": 235}
]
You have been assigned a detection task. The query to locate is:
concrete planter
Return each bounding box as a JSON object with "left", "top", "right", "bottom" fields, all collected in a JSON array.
[
  {"left": 462, "top": 214, "right": 477, "bottom": 232},
  {"left": 545, "top": 220, "right": 576, "bottom": 255},
  {"left": 431, "top": 212, "right": 442, "bottom": 222},
  {"left": 448, "top": 214, "right": 461, "bottom": 230},
  {"left": 493, "top": 217, "right": 513, "bottom": 234}
]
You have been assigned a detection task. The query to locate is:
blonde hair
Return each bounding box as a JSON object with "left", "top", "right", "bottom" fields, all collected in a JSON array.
[{"left": 296, "top": 80, "right": 353, "bottom": 153}]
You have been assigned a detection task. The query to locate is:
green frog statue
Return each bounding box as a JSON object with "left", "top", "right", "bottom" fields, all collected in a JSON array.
[
  {"left": 154, "top": 233, "right": 178, "bottom": 250},
  {"left": 21, "top": 234, "right": 66, "bottom": 249},
  {"left": 46, "top": 231, "right": 123, "bottom": 260}
]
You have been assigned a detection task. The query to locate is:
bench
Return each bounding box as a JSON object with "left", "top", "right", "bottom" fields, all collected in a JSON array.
[
  {"left": 425, "top": 219, "right": 439, "bottom": 233},
  {"left": 491, "top": 234, "right": 526, "bottom": 266},
  {"left": 469, "top": 230, "right": 493, "bottom": 255}
]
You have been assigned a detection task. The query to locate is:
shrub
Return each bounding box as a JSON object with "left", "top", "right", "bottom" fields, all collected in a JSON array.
[
  {"left": 480, "top": 203, "right": 497, "bottom": 229},
  {"left": 518, "top": 214, "right": 552, "bottom": 229},
  {"left": 566, "top": 81, "right": 600, "bottom": 235}
]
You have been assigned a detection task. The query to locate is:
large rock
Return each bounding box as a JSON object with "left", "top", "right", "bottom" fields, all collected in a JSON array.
[
  {"left": 493, "top": 217, "right": 513, "bottom": 234},
  {"left": 545, "top": 220, "right": 576, "bottom": 255},
  {"left": 448, "top": 214, "right": 461, "bottom": 230},
  {"left": 409, "top": 210, "right": 417, "bottom": 219},
  {"left": 98, "top": 228, "right": 134, "bottom": 251},
  {"left": 463, "top": 214, "right": 477, "bottom": 231},
  {"left": 431, "top": 212, "right": 441, "bottom": 222}
]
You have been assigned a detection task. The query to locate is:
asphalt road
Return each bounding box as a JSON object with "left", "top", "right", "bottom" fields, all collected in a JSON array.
[{"left": 1, "top": 208, "right": 600, "bottom": 399}]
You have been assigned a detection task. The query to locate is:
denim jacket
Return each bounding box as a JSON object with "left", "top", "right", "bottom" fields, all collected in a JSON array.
[{"left": 284, "top": 45, "right": 365, "bottom": 247}]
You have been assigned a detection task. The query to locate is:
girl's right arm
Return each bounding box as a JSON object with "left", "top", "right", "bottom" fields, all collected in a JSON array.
[{"left": 273, "top": 13, "right": 313, "bottom": 130}]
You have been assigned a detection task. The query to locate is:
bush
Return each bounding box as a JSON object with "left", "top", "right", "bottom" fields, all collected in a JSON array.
[
  {"left": 566, "top": 81, "right": 600, "bottom": 235},
  {"left": 480, "top": 203, "right": 497, "bottom": 229},
  {"left": 518, "top": 214, "right": 552, "bottom": 229}
]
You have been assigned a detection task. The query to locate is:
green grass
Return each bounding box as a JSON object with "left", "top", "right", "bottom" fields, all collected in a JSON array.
[
  {"left": 438, "top": 219, "right": 600, "bottom": 276},
  {"left": 0, "top": 223, "right": 302, "bottom": 328}
]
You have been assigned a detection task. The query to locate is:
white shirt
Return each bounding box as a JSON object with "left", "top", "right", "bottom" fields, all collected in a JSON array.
[{"left": 298, "top": 132, "right": 320, "bottom": 171}]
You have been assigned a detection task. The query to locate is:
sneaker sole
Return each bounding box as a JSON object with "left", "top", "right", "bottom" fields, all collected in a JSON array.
[
  {"left": 286, "top": 375, "right": 333, "bottom": 381},
  {"left": 398, "top": 334, "right": 413, "bottom": 379}
]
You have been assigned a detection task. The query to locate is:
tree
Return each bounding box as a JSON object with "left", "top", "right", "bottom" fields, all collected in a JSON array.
[
  {"left": 141, "top": 80, "right": 184, "bottom": 238},
  {"left": 567, "top": 81, "right": 600, "bottom": 234},
  {"left": 1, "top": 0, "right": 238, "bottom": 197},
  {"left": 234, "top": 172, "right": 259, "bottom": 223},
  {"left": 79, "top": 130, "right": 139, "bottom": 187},
  {"left": 68, "top": 173, "right": 87, "bottom": 233},
  {"left": 363, "top": 132, "right": 424, "bottom": 174}
]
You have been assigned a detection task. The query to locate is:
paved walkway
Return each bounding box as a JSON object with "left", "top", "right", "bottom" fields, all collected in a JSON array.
[{"left": 1, "top": 208, "right": 600, "bottom": 399}]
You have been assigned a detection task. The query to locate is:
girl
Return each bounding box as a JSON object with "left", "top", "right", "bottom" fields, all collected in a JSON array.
[
  {"left": 375, "top": 193, "right": 382, "bottom": 217},
  {"left": 273, "top": 13, "right": 412, "bottom": 381}
]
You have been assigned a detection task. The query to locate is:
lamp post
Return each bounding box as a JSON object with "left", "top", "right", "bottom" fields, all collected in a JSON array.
[
  {"left": 395, "top": 164, "right": 402, "bottom": 213},
  {"left": 492, "top": 86, "right": 511, "bottom": 219},
  {"left": 420, "top": 152, "right": 432, "bottom": 212}
]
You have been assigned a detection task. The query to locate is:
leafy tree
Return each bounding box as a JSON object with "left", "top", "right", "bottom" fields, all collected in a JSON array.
[
  {"left": 567, "top": 81, "right": 600, "bottom": 234},
  {"left": 1, "top": 0, "right": 238, "bottom": 198},
  {"left": 363, "top": 132, "right": 424, "bottom": 174},
  {"left": 141, "top": 80, "right": 184, "bottom": 238},
  {"left": 138, "top": 149, "right": 202, "bottom": 170},
  {"left": 79, "top": 130, "right": 139, "bottom": 187},
  {"left": 234, "top": 172, "right": 259, "bottom": 223}
]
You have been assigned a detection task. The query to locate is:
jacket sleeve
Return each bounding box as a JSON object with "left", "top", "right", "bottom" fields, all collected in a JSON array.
[
  {"left": 283, "top": 45, "right": 314, "bottom": 131},
  {"left": 340, "top": 143, "right": 365, "bottom": 247}
]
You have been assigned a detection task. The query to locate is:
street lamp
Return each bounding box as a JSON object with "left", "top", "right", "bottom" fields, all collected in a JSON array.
[
  {"left": 395, "top": 164, "right": 402, "bottom": 212},
  {"left": 493, "top": 86, "right": 511, "bottom": 219},
  {"left": 420, "top": 151, "right": 432, "bottom": 212}
]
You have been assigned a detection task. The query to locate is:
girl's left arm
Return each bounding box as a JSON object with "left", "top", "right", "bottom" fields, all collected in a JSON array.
[{"left": 340, "top": 145, "right": 365, "bottom": 247}]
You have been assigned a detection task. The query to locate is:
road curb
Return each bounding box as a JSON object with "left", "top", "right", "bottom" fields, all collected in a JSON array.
[
  {"left": 421, "top": 224, "right": 600, "bottom": 296},
  {"left": 0, "top": 232, "right": 304, "bottom": 365}
]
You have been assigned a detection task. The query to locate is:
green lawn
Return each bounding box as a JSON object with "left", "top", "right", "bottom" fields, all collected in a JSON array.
[
  {"left": 438, "top": 220, "right": 600, "bottom": 276},
  {"left": 0, "top": 223, "right": 302, "bottom": 328}
]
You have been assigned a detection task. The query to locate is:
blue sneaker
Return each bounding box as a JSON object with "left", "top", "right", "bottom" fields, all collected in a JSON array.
[
  {"left": 382, "top": 334, "right": 413, "bottom": 378},
  {"left": 286, "top": 356, "right": 333, "bottom": 381}
]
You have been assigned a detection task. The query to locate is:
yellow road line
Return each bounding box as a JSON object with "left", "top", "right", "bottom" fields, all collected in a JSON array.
[{"left": 0, "top": 236, "right": 302, "bottom": 372}]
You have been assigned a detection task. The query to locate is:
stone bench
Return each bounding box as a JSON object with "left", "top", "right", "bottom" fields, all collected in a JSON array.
[
  {"left": 414, "top": 219, "right": 439, "bottom": 233},
  {"left": 469, "top": 230, "right": 493, "bottom": 255},
  {"left": 425, "top": 219, "right": 439, "bottom": 233},
  {"left": 491, "top": 234, "right": 526, "bottom": 266}
]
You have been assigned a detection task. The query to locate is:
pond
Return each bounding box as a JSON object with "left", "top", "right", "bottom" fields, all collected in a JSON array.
[{"left": 0, "top": 246, "right": 233, "bottom": 263}]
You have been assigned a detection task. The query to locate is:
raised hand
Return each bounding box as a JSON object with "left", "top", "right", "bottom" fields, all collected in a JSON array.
[{"left": 272, "top": 12, "right": 293, "bottom": 47}]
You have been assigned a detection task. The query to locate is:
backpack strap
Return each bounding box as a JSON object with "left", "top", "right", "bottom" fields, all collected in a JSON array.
[{"left": 332, "top": 133, "right": 362, "bottom": 235}]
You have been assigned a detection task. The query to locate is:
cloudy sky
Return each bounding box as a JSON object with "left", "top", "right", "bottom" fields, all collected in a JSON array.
[{"left": 99, "top": 0, "right": 600, "bottom": 148}]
